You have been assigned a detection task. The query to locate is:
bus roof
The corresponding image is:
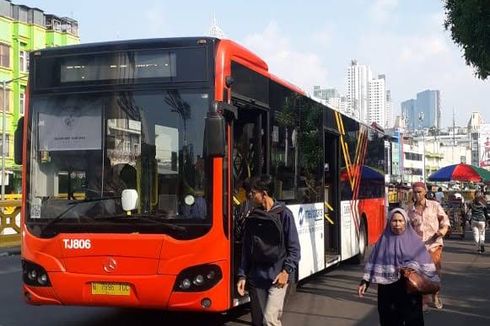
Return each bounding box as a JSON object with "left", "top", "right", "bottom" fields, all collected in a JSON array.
[
  {"left": 217, "top": 39, "right": 306, "bottom": 96},
  {"left": 32, "top": 37, "right": 220, "bottom": 55},
  {"left": 34, "top": 36, "right": 307, "bottom": 97},
  {"left": 32, "top": 36, "right": 380, "bottom": 134}
]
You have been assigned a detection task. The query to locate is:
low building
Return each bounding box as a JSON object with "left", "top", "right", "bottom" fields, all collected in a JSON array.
[{"left": 0, "top": 0, "right": 79, "bottom": 192}]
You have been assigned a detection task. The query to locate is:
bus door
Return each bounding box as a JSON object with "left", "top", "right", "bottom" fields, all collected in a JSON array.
[
  {"left": 230, "top": 101, "right": 268, "bottom": 295},
  {"left": 324, "top": 131, "right": 340, "bottom": 263}
]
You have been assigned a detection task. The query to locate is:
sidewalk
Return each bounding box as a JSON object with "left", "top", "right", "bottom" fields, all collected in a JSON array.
[{"left": 0, "top": 245, "right": 20, "bottom": 256}]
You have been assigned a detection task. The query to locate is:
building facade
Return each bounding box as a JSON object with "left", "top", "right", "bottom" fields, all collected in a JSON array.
[
  {"left": 385, "top": 90, "right": 393, "bottom": 129},
  {"left": 387, "top": 125, "right": 472, "bottom": 184},
  {"left": 346, "top": 60, "right": 372, "bottom": 122},
  {"left": 416, "top": 89, "right": 441, "bottom": 129},
  {"left": 0, "top": 0, "right": 79, "bottom": 192},
  {"left": 312, "top": 86, "right": 350, "bottom": 116},
  {"left": 401, "top": 89, "right": 441, "bottom": 131},
  {"left": 313, "top": 86, "right": 339, "bottom": 101},
  {"left": 401, "top": 99, "right": 416, "bottom": 130},
  {"left": 368, "top": 75, "right": 386, "bottom": 127}
]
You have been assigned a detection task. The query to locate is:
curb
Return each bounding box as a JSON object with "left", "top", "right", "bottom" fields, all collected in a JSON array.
[{"left": 0, "top": 246, "right": 21, "bottom": 257}]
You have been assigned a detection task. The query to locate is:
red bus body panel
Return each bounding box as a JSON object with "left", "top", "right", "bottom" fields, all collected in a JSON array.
[
  {"left": 22, "top": 37, "right": 385, "bottom": 312},
  {"left": 23, "top": 153, "right": 230, "bottom": 311},
  {"left": 358, "top": 198, "right": 386, "bottom": 245}
]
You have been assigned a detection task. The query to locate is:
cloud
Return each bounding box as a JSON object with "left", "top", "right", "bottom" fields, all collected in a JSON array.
[
  {"left": 310, "top": 24, "right": 333, "bottom": 49},
  {"left": 242, "top": 21, "right": 329, "bottom": 95},
  {"left": 369, "top": 0, "right": 399, "bottom": 24},
  {"left": 143, "top": 3, "right": 169, "bottom": 37},
  {"left": 398, "top": 35, "right": 449, "bottom": 64},
  {"left": 356, "top": 26, "right": 489, "bottom": 127}
]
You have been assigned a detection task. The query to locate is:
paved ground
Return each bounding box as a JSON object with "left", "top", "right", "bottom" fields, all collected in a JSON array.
[{"left": 1, "top": 234, "right": 489, "bottom": 325}]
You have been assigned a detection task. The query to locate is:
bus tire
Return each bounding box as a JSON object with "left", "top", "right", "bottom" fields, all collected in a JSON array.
[{"left": 353, "top": 218, "right": 368, "bottom": 264}]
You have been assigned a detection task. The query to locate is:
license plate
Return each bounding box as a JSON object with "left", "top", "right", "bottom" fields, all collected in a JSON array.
[{"left": 91, "top": 282, "right": 131, "bottom": 296}]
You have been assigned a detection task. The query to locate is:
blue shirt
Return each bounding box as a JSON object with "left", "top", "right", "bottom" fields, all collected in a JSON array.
[{"left": 238, "top": 201, "right": 301, "bottom": 288}]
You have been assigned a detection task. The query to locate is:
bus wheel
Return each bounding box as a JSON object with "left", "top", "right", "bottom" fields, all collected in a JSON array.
[{"left": 353, "top": 219, "right": 367, "bottom": 264}]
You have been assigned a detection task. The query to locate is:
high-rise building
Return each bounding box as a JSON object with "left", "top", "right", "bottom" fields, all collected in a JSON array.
[
  {"left": 416, "top": 89, "right": 440, "bottom": 129},
  {"left": 0, "top": 0, "right": 79, "bottom": 191},
  {"left": 368, "top": 75, "right": 386, "bottom": 126},
  {"left": 346, "top": 60, "right": 372, "bottom": 122},
  {"left": 385, "top": 90, "right": 393, "bottom": 129},
  {"left": 401, "top": 99, "right": 416, "bottom": 130},
  {"left": 401, "top": 89, "right": 441, "bottom": 130}
]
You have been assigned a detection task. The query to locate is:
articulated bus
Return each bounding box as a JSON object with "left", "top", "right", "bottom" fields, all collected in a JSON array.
[{"left": 17, "top": 37, "right": 386, "bottom": 312}]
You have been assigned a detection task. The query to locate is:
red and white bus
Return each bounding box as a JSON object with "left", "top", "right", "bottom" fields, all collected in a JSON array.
[{"left": 17, "top": 37, "right": 386, "bottom": 312}]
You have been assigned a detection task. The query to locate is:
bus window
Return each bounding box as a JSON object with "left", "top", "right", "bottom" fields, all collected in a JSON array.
[{"left": 28, "top": 89, "right": 210, "bottom": 227}]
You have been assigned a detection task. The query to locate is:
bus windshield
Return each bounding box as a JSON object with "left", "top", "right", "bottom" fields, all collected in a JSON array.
[{"left": 27, "top": 89, "right": 210, "bottom": 233}]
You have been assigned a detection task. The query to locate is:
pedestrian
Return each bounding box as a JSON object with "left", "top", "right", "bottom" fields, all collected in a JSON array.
[
  {"left": 237, "top": 175, "right": 301, "bottom": 326},
  {"left": 468, "top": 191, "right": 489, "bottom": 253},
  {"left": 408, "top": 181, "right": 450, "bottom": 310},
  {"left": 358, "top": 208, "right": 440, "bottom": 326},
  {"left": 434, "top": 187, "right": 445, "bottom": 204}
]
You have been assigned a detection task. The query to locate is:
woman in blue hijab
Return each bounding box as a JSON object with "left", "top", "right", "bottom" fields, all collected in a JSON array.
[{"left": 358, "top": 208, "right": 440, "bottom": 325}]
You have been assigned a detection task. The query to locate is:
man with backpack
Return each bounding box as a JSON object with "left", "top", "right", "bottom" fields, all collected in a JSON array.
[{"left": 237, "top": 175, "right": 301, "bottom": 326}]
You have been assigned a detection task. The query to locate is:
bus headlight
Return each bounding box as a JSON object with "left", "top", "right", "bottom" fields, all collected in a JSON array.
[
  {"left": 38, "top": 273, "right": 49, "bottom": 286},
  {"left": 193, "top": 274, "right": 204, "bottom": 286},
  {"left": 174, "top": 264, "right": 222, "bottom": 292},
  {"left": 22, "top": 260, "right": 51, "bottom": 287},
  {"left": 180, "top": 278, "right": 192, "bottom": 290},
  {"left": 27, "top": 269, "right": 37, "bottom": 281}
]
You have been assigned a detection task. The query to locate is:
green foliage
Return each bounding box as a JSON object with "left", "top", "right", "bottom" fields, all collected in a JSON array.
[{"left": 444, "top": 0, "right": 490, "bottom": 79}]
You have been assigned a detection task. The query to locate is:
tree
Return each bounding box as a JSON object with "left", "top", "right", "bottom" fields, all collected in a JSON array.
[{"left": 444, "top": 0, "right": 490, "bottom": 79}]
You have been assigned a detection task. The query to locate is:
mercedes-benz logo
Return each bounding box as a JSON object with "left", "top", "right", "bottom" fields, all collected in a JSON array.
[{"left": 103, "top": 257, "right": 117, "bottom": 273}]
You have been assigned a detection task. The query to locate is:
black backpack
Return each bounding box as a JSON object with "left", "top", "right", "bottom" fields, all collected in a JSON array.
[{"left": 245, "top": 205, "right": 286, "bottom": 264}]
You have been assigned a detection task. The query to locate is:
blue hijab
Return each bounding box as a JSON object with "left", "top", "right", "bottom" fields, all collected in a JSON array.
[{"left": 363, "top": 208, "right": 440, "bottom": 285}]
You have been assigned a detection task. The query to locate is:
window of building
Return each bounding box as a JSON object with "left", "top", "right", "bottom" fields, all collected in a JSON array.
[
  {"left": 404, "top": 152, "right": 422, "bottom": 161},
  {"left": 0, "top": 87, "right": 11, "bottom": 112},
  {"left": 0, "top": 44, "right": 10, "bottom": 68},
  {"left": 0, "top": 134, "right": 10, "bottom": 157},
  {"left": 19, "top": 90, "right": 25, "bottom": 115},
  {"left": 20, "top": 49, "right": 29, "bottom": 72}
]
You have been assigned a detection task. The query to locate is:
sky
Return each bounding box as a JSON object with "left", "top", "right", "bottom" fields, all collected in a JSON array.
[{"left": 19, "top": 0, "right": 489, "bottom": 127}]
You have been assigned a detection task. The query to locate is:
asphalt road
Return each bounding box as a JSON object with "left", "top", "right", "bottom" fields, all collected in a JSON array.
[{"left": 1, "top": 235, "right": 489, "bottom": 325}]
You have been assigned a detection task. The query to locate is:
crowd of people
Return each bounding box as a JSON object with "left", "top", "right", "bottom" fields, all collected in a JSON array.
[
  {"left": 235, "top": 176, "right": 488, "bottom": 325},
  {"left": 359, "top": 181, "right": 489, "bottom": 325}
]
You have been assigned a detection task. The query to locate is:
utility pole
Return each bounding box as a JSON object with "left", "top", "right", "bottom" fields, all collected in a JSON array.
[
  {"left": 452, "top": 108, "right": 455, "bottom": 162},
  {"left": 418, "top": 112, "right": 425, "bottom": 181}
]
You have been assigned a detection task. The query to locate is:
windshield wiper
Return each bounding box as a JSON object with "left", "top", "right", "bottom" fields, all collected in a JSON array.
[
  {"left": 72, "top": 196, "right": 120, "bottom": 203},
  {"left": 42, "top": 197, "right": 119, "bottom": 230},
  {"left": 107, "top": 214, "right": 187, "bottom": 232}
]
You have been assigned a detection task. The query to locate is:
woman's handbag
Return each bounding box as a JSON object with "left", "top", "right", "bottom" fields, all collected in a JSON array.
[{"left": 401, "top": 268, "right": 440, "bottom": 295}]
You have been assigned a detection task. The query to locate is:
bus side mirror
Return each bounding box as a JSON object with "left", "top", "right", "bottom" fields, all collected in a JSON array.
[
  {"left": 14, "top": 117, "right": 24, "bottom": 165},
  {"left": 204, "top": 111, "right": 225, "bottom": 157}
]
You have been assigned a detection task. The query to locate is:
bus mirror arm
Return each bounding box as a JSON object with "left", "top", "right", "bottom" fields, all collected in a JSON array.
[
  {"left": 14, "top": 117, "right": 24, "bottom": 165},
  {"left": 204, "top": 111, "right": 225, "bottom": 157}
]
